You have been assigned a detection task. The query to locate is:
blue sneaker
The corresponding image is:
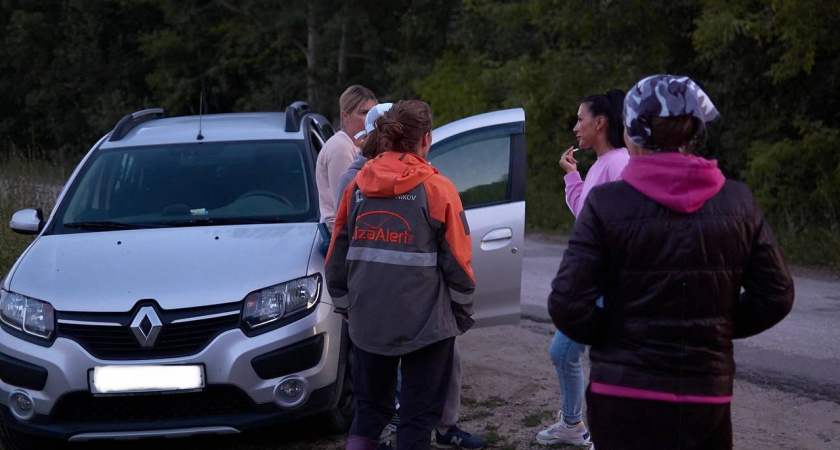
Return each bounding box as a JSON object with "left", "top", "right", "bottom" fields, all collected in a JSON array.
[
  {"left": 434, "top": 425, "right": 486, "bottom": 450},
  {"left": 378, "top": 411, "right": 399, "bottom": 449}
]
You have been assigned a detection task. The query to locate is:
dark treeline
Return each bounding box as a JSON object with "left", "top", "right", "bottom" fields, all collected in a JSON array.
[{"left": 2, "top": 0, "right": 839, "bottom": 266}]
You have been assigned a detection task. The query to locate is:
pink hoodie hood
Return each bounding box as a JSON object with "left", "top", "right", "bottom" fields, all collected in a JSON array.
[{"left": 622, "top": 152, "right": 725, "bottom": 214}]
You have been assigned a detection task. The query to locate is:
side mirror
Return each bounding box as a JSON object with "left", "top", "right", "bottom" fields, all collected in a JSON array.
[{"left": 10, "top": 208, "right": 44, "bottom": 235}]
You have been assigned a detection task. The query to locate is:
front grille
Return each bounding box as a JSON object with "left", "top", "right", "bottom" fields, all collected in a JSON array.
[
  {"left": 58, "top": 313, "right": 240, "bottom": 360},
  {"left": 49, "top": 385, "right": 258, "bottom": 424}
]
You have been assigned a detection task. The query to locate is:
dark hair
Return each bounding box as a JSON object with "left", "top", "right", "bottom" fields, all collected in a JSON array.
[
  {"left": 582, "top": 89, "right": 626, "bottom": 149},
  {"left": 361, "top": 100, "right": 433, "bottom": 159},
  {"left": 649, "top": 115, "right": 706, "bottom": 153}
]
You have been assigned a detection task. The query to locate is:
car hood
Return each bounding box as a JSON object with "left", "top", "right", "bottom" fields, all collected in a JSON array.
[{"left": 7, "top": 224, "right": 318, "bottom": 312}]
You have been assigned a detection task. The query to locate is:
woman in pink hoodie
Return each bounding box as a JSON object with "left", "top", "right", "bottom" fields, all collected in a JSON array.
[
  {"left": 548, "top": 75, "right": 794, "bottom": 450},
  {"left": 560, "top": 89, "right": 630, "bottom": 217},
  {"left": 537, "top": 89, "right": 629, "bottom": 447}
]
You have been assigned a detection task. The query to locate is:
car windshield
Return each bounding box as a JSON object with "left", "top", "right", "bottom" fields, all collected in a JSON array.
[{"left": 53, "top": 140, "right": 315, "bottom": 233}]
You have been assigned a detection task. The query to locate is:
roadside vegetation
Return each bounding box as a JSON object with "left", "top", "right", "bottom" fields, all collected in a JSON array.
[
  {"left": 0, "top": 149, "right": 67, "bottom": 276},
  {"left": 1, "top": 0, "right": 839, "bottom": 270}
]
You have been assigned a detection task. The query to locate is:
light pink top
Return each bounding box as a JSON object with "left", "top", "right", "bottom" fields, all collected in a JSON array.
[
  {"left": 564, "top": 148, "right": 630, "bottom": 217},
  {"left": 316, "top": 131, "right": 357, "bottom": 231}
]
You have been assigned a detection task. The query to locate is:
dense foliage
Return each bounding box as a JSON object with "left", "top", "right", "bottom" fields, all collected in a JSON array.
[{"left": 1, "top": 0, "right": 838, "bottom": 266}]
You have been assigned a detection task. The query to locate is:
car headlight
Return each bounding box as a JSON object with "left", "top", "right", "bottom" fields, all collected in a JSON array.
[
  {"left": 242, "top": 274, "right": 321, "bottom": 330},
  {"left": 0, "top": 290, "right": 55, "bottom": 340}
]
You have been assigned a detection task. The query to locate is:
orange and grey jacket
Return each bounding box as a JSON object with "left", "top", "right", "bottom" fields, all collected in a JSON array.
[{"left": 325, "top": 151, "right": 475, "bottom": 356}]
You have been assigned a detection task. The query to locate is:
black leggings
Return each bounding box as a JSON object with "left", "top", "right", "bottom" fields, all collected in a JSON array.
[
  {"left": 586, "top": 386, "right": 732, "bottom": 450},
  {"left": 351, "top": 338, "right": 455, "bottom": 450}
]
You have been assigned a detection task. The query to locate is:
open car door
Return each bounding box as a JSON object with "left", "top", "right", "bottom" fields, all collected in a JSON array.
[{"left": 429, "top": 108, "right": 525, "bottom": 327}]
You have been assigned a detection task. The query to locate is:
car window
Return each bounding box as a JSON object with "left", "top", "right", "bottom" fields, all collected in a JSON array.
[
  {"left": 428, "top": 128, "right": 511, "bottom": 209},
  {"left": 308, "top": 125, "right": 326, "bottom": 153},
  {"left": 54, "top": 140, "right": 315, "bottom": 232}
]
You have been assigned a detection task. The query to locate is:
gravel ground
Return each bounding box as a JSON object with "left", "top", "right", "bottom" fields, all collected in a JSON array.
[{"left": 77, "top": 319, "right": 840, "bottom": 450}]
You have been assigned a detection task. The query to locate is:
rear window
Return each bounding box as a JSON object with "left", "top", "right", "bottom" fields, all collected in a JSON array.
[{"left": 52, "top": 140, "right": 315, "bottom": 233}]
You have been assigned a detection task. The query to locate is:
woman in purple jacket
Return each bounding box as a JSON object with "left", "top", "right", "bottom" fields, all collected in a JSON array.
[{"left": 537, "top": 89, "right": 629, "bottom": 447}]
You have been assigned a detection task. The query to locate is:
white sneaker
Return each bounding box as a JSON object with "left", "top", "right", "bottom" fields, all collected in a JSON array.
[{"left": 536, "top": 410, "right": 592, "bottom": 446}]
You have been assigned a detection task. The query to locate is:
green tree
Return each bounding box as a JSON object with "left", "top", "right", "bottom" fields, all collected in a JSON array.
[
  {"left": 1, "top": 0, "right": 162, "bottom": 163},
  {"left": 694, "top": 0, "right": 840, "bottom": 267},
  {"left": 1, "top": 0, "right": 838, "bottom": 266},
  {"left": 416, "top": 0, "right": 702, "bottom": 231}
]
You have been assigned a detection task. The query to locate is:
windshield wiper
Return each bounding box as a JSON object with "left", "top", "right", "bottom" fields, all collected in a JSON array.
[
  {"left": 63, "top": 221, "right": 160, "bottom": 231},
  {"left": 159, "top": 218, "right": 286, "bottom": 227}
]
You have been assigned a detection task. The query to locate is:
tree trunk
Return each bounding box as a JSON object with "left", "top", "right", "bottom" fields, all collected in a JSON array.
[
  {"left": 336, "top": 5, "right": 348, "bottom": 90},
  {"left": 306, "top": 2, "right": 317, "bottom": 108}
]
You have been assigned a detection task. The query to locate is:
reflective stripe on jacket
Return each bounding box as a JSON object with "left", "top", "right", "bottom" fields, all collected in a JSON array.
[{"left": 325, "top": 151, "right": 475, "bottom": 356}]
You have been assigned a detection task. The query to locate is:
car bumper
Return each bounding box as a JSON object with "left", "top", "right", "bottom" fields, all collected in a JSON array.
[
  {"left": 0, "top": 382, "right": 338, "bottom": 441},
  {"left": 0, "top": 303, "right": 343, "bottom": 440}
]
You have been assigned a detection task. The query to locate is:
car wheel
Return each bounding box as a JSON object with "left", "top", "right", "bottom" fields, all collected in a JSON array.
[
  {"left": 321, "top": 334, "right": 356, "bottom": 433},
  {"left": 0, "top": 422, "right": 61, "bottom": 450}
]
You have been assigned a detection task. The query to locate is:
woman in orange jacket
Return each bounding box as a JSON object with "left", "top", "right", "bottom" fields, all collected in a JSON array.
[{"left": 326, "top": 100, "right": 475, "bottom": 450}]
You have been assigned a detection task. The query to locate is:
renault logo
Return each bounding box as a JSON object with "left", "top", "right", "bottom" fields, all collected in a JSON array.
[{"left": 130, "top": 306, "right": 162, "bottom": 348}]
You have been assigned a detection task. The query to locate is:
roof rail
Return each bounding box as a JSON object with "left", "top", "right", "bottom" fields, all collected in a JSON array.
[
  {"left": 109, "top": 108, "right": 167, "bottom": 142},
  {"left": 284, "top": 101, "right": 311, "bottom": 132}
]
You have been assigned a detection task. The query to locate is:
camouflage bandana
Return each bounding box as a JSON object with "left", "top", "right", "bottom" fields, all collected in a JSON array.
[{"left": 623, "top": 75, "right": 720, "bottom": 150}]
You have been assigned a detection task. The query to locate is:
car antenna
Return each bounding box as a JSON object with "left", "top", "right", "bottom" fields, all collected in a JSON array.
[{"left": 196, "top": 87, "right": 205, "bottom": 141}]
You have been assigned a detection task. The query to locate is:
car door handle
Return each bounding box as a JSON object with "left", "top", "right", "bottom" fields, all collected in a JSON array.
[
  {"left": 480, "top": 228, "right": 513, "bottom": 250},
  {"left": 481, "top": 228, "right": 512, "bottom": 242}
]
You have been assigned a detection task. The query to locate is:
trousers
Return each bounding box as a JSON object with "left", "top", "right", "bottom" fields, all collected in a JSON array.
[{"left": 348, "top": 337, "right": 455, "bottom": 450}]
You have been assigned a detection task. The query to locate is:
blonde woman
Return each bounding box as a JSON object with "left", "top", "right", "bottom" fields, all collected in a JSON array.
[{"left": 316, "top": 85, "right": 377, "bottom": 232}]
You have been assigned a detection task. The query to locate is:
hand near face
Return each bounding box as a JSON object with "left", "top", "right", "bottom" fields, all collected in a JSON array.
[{"left": 559, "top": 146, "right": 578, "bottom": 174}]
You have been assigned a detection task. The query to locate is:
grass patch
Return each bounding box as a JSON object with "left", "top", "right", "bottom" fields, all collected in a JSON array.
[
  {"left": 0, "top": 152, "right": 68, "bottom": 277},
  {"left": 461, "top": 394, "right": 506, "bottom": 422},
  {"left": 461, "top": 395, "right": 477, "bottom": 407},
  {"left": 460, "top": 409, "right": 494, "bottom": 422},
  {"left": 0, "top": 213, "right": 37, "bottom": 277},
  {"left": 1, "top": 177, "right": 44, "bottom": 277},
  {"left": 477, "top": 396, "right": 506, "bottom": 409},
  {"left": 522, "top": 410, "right": 551, "bottom": 427},
  {"left": 458, "top": 396, "right": 507, "bottom": 423},
  {"left": 483, "top": 423, "right": 504, "bottom": 446},
  {"left": 774, "top": 224, "right": 840, "bottom": 272}
]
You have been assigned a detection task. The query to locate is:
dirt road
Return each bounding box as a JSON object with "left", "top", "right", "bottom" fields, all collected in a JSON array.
[
  {"left": 453, "top": 320, "right": 840, "bottom": 450},
  {"left": 127, "top": 319, "right": 838, "bottom": 450},
  {"left": 93, "top": 232, "right": 839, "bottom": 450},
  {"left": 33, "top": 230, "right": 840, "bottom": 450}
]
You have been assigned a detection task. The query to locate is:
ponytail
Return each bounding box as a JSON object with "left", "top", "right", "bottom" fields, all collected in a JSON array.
[
  {"left": 583, "top": 89, "right": 626, "bottom": 149},
  {"left": 360, "top": 100, "right": 432, "bottom": 159}
]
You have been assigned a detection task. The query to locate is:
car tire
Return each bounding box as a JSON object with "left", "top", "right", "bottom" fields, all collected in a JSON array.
[
  {"left": 321, "top": 332, "right": 356, "bottom": 433},
  {"left": 0, "top": 422, "right": 61, "bottom": 450}
]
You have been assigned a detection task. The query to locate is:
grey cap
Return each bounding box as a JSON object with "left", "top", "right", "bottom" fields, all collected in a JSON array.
[{"left": 624, "top": 75, "right": 719, "bottom": 150}]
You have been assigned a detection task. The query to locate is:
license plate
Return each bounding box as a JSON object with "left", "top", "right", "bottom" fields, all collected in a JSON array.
[{"left": 89, "top": 365, "right": 205, "bottom": 395}]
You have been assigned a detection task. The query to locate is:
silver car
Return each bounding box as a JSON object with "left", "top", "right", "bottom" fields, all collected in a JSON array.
[{"left": 0, "top": 103, "right": 525, "bottom": 448}]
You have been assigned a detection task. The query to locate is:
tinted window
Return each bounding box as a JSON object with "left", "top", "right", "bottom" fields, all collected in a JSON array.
[
  {"left": 54, "top": 140, "right": 314, "bottom": 233},
  {"left": 429, "top": 129, "right": 511, "bottom": 209}
]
